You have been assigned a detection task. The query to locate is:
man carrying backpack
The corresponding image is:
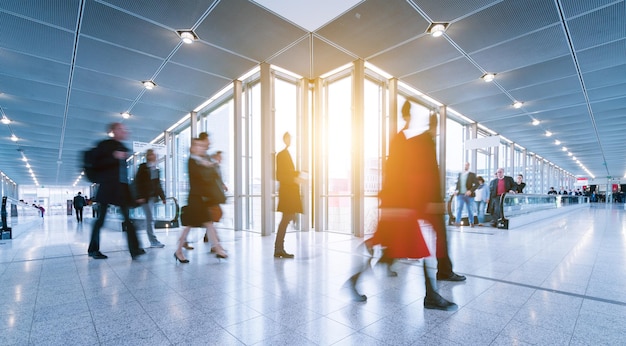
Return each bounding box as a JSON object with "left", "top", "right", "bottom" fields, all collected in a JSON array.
[{"left": 87, "top": 122, "right": 145, "bottom": 260}]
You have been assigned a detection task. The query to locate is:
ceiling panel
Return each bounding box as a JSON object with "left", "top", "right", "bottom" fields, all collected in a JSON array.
[
  {"left": 0, "top": 0, "right": 624, "bottom": 185},
  {"left": 402, "top": 58, "right": 482, "bottom": 93},
  {"left": 316, "top": 0, "right": 430, "bottom": 58},
  {"left": 0, "top": 49, "right": 70, "bottom": 85},
  {"left": 101, "top": 0, "right": 219, "bottom": 29},
  {"left": 0, "top": 12, "right": 75, "bottom": 63},
  {"left": 566, "top": 2, "right": 625, "bottom": 51},
  {"left": 446, "top": 0, "right": 560, "bottom": 53},
  {"left": 74, "top": 38, "right": 163, "bottom": 81},
  {"left": 408, "top": 0, "right": 501, "bottom": 22},
  {"left": 497, "top": 56, "right": 578, "bottom": 90},
  {"left": 170, "top": 42, "right": 258, "bottom": 80},
  {"left": 368, "top": 35, "right": 462, "bottom": 77},
  {"left": 81, "top": 1, "right": 181, "bottom": 58},
  {"left": 194, "top": 0, "right": 307, "bottom": 62}
]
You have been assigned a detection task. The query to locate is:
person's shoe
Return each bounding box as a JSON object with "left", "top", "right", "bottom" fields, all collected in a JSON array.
[
  {"left": 150, "top": 242, "right": 165, "bottom": 248},
  {"left": 345, "top": 275, "right": 367, "bottom": 302},
  {"left": 490, "top": 222, "right": 498, "bottom": 228},
  {"left": 203, "top": 234, "right": 209, "bottom": 243},
  {"left": 131, "top": 248, "right": 146, "bottom": 259},
  {"left": 454, "top": 222, "right": 462, "bottom": 227},
  {"left": 183, "top": 242, "right": 194, "bottom": 250},
  {"left": 424, "top": 292, "right": 458, "bottom": 311},
  {"left": 470, "top": 223, "right": 475, "bottom": 228},
  {"left": 274, "top": 250, "right": 294, "bottom": 258},
  {"left": 88, "top": 251, "right": 108, "bottom": 259},
  {"left": 174, "top": 253, "right": 189, "bottom": 263},
  {"left": 437, "top": 272, "right": 466, "bottom": 281}
]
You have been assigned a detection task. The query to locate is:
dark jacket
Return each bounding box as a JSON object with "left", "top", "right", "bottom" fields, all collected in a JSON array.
[
  {"left": 134, "top": 162, "right": 165, "bottom": 203},
  {"left": 455, "top": 171, "right": 478, "bottom": 197},
  {"left": 92, "top": 139, "right": 132, "bottom": 206},
  {"left": 276, "top": 148, "right": 302, "bottom": 214},
  {"left": 73, "top": 195, "right": 86, "bottom": 209},
  {"left": 514, "top": 182, "right": 526, "bottom": 193},
  {"left": 489, "top": 176, "right": 516, "bottom": 199}
]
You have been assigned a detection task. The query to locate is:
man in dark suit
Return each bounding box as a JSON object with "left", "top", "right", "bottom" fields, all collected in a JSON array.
[
  {"left": 454, "top": 162, "right": 478, "bottom": 227},
  {"left": 488, "top": 168, "right": 517, "bottom": 227},
  {"left": 274, "top": 132, "right": 302, "bottom": 258},
  {"left": 87, "top": 122, "right": 144, "bottom": 260},
  {"left": 73, "top": 192, "right": 86, "bottom": 222}
]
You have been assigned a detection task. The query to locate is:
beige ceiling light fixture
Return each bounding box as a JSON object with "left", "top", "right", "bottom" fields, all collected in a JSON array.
[
  {"left": 178, "top": 30, "right": 197, "bottom": 44},
  {"left": 481, "top": 73, "right": 496, "bottom": 82},
  {"left": 142, "top": 80, "right": 156, "bottom": 90},
  {"left": 427, "top": 23, "right": 448, "bottom": 37}
]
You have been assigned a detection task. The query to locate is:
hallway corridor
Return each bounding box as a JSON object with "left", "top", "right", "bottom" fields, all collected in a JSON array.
[{"left": 1, "top": 205, "right": 624, "bottom": 345}]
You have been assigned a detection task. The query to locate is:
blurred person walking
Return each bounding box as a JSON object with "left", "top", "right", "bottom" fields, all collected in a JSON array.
[
  {"left": 87, "top": 122, "right": 144, "bottom": 260},
  {"left": 134, "top": 149, "right": 166, "bottom": 248}
]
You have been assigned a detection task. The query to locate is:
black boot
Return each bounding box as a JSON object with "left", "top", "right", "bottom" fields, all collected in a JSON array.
[
  {"left": 379, "top": 251, "right": 398, "bottom": 277},
  {"left": 423, "top": 264, "right": 457, "bottom": 311},
  {"left": 347, "top": 272, "right": 367, "bottom": 302}
]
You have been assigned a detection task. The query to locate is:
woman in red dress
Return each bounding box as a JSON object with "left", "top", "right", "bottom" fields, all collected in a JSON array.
[{"left": 347, "top": 101, "right": 457, "bottom": 311}]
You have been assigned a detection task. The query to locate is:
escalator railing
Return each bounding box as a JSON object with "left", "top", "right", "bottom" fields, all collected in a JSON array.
[
  {"left": 104, "top": 197, "right": 179, "bottom": 231},
  {"left": 447, "top": 193, "right": 590, "bottom": 229}
]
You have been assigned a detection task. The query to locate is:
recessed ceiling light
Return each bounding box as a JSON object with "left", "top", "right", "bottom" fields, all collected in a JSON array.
[
  {"left": 481, "top": 73, "right": 496, "bottom": 82},
  {"left": 568, "top": 152, "right": 573, "bottom": 156},
  {"left": 10, "top": 134, "right": 18, "bottom": 142},
  {"left": 142, "top": 80, "right": 156, "bottom": 90},
  {"left": 121, "top": 112, "right": 131, "bottom": 119},
  {"left": 562, "top": 147, "right": 567, "bottom": 151},
  {"left": 545, "top": 131, "right": 552, "bottom": 137},
  {"left": 428, "top": 23, "right": 447, "bottom": 37},
  {"left": 554, "top": 140, "right": 561, "bottom": 145},
  {"left": 1, "top": 115, "right": 10, "bottom": 124},
  {"left": 513, "top": 101, "right": 523, "bottom": 109},
  {"left": 179, "top": 31, "right": 196, "bottom": 44},
  {"left": 532, "top": 119, "right": 540, "bottom": 126}
]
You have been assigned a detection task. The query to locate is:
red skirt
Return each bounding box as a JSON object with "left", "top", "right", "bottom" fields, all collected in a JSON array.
[{"left": 368, "top": 208, "right": 430, "bottom": 259}]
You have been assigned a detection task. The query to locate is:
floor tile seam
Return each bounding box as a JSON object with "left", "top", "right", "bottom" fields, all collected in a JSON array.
[{"left": 467, "top": 273, "right": 626, "bottom": 306}]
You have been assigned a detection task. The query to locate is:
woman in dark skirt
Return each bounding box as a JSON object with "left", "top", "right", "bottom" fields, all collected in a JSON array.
[{"left": 174, "top": 137, "right": 228, "bottom": 263}]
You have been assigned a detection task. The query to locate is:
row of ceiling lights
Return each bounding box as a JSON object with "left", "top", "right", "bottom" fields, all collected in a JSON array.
[
  {"left": 427, "top": 22, "right": 591, "bottom": 178},
  {"left": 74, "top": 30, "right": 199, "bottom": 184},
  {"left": 118, "top": 31, "right": 196, "bottom": 120},
  {"left": 1, "top": 107, "right": 39, "bottom": 185}
]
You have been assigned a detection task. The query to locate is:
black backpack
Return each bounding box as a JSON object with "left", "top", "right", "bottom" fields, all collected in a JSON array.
[{"left": 83, "top": 146, "right": 100, "bottom": 183}]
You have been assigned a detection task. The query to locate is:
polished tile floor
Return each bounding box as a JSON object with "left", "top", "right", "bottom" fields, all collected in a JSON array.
[{"left": 1, "top": 204, "right": 625, "bottom": 345}]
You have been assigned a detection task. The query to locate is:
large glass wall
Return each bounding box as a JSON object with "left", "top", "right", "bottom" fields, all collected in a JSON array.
[
  {"left": 445, "top": 119, "right": 465, "bottom": 195},
  {"left": 321, "top": 75, "right": 353, "bottom": 233},
  {"left": 362, "top": 77, "right": 385, "bottom": 235},
  {"left": 200, "top": 99, "right": 234, "bottom": 229},
  {"left": 273, "top": 76, "right": 300, "bottom": 232},
  {"left": 240, "top": 81, "right": 262, "bottom": 233}
]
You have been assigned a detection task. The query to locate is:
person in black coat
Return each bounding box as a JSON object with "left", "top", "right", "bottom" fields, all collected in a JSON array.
[
  {"left": 274, "top": 132, "right": 302, "bottom": 258},
  {"left": 514, "top": 174, "right": 526, "bottom": 193},
  {"left": 174, "top": 137, "right": 228, "bottom": 263},
  {"left": 134, "top": 149, "right": 166, "bottom": 248},
  {"left": 488, "top": 168, "right": 517, "bottom": 227},
  {"left": 73, "top": 192, "right": 86, "bottom": 222},
  {"left": 87, "top": 122, "right": 143, "bottom": 260}
]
